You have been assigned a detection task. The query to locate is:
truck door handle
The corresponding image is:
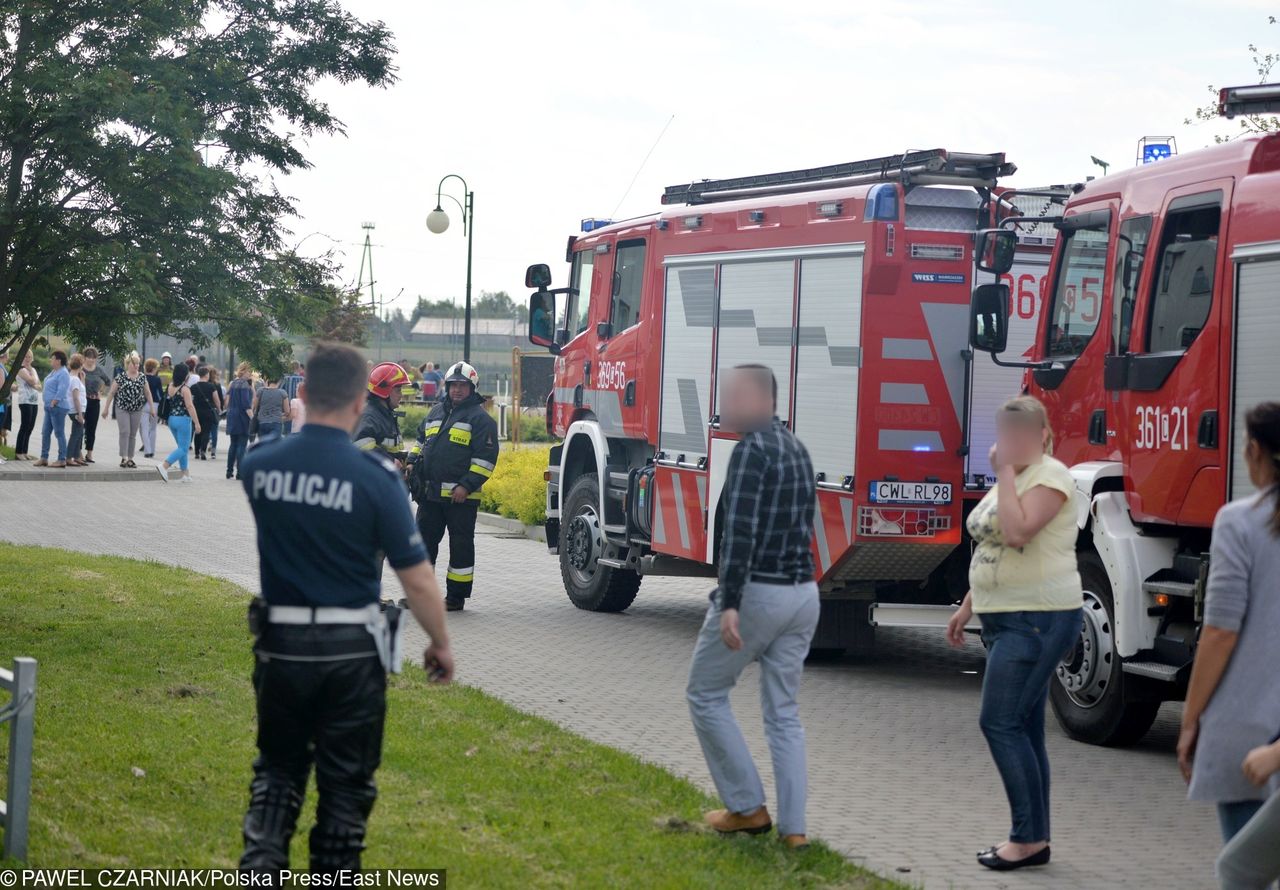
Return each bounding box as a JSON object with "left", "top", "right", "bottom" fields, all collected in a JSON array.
[
  {"left": 1088, "top": 409, "right": 1107, "bottom": 445},
  {"left": 1197, "top": 410, "right": 1218, "bottom": 449}
]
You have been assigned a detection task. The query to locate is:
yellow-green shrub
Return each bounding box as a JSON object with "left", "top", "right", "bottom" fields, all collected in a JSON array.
[{"left": 479, "top": 445, "right": 553, "bottom": 526}]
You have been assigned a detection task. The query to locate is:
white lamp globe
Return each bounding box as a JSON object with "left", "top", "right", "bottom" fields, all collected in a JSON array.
[{"left": 426, "top": 208, "right": 450, "bottom": 234}]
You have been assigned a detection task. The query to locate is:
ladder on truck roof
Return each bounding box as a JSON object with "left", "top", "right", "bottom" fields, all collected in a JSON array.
[{"left": 662, "top": 148, "right": 1016, "bottom": 206}]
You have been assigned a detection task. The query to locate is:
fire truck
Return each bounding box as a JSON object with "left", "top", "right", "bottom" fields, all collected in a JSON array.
[
  {"left": 524, "top": 148, "right": 1062, "bottom": 653},
  {"left": 967, "top": 83, "right": 1280, "bottom": 745}
]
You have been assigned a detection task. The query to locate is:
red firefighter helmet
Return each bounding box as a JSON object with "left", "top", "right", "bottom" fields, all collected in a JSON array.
[{"left": 367, "top": 361, "right": 411, "bottom": 399}]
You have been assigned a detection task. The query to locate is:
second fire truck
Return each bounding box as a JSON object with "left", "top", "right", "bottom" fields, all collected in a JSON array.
[{"left": 968, "top": 84, "right": 1280, "bottom": 744}]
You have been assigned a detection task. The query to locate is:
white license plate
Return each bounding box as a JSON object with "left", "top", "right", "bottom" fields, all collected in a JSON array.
[{"left": 869, "top": 481, "right": 952, "bottom": 504}]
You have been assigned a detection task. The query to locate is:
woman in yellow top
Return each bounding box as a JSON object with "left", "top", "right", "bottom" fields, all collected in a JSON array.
[{"left": 946, "top": 395, "right": 1084, "bottom": 872}]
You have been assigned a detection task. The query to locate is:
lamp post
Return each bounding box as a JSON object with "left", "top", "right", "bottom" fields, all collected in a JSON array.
[{"left": 426, "top": 174, "right": 475, "bottom": 363}]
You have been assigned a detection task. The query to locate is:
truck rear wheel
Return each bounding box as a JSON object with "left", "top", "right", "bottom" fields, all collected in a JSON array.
[
  {"left": 559, "top": 472, "right": 641, "bottom": 613},
  {"left": 1049, "top": 552, "right": 1160, "bottom": 746}
]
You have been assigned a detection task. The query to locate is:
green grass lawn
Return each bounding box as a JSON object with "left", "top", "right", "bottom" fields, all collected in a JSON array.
[{"left": 0, "top": 545, "right": 905, "bottom": 888}]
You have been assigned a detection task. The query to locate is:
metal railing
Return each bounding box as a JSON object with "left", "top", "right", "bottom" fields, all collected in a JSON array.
[{"left": 1, "top": 657, "right": 36, "bottom": 862}]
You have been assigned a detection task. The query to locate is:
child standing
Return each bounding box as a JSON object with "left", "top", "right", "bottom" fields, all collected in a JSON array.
[{"left": 66, "top": 353, "right": 88, "bottom": 466}]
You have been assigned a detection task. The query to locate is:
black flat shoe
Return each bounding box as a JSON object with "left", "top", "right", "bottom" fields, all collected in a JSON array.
[
  {"left": 978, "top": 846, "right": 1050, "bottom": 871},
  {"left": 445, "top": 598, "right": 465, "bottom": 612}
]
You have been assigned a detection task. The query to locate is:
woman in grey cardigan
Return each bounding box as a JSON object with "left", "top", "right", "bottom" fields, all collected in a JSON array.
[{"left": 1179, "top": 403, "right": 1280, "bottom": 859}]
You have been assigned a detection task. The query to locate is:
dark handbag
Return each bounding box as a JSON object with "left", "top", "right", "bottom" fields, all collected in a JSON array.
[{"left": 248, "top": 395, "right": 260, "bottom": 438}]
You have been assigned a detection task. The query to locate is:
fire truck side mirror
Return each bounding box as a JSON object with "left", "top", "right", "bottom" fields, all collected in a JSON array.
[
  {"left": 525, "top": 263, "right": 553, "bottom": 290},
  {"left": 970, "top": 283, "right": 1010, "bottom": 354},
  {"left": 528, "top": 290, "right": 559, "bottom": 353},
  {"left": 975, "top": 229, "right": 1017, "bottom": 276}
]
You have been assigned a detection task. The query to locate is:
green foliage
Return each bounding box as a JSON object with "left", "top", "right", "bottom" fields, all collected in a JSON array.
[
  {"left": 479, "top": 445, "right": 553, "bottom": 525},
  {"left": 315, "top": 287, "right": 373, "bottom": 346},
  {"left": 0, "top": 1, "right": 397, "bottom": 397},
  {"left": 1186, "top": 15, "right": 1280, "bottom": 142},
  {"left": 0, "top": 544, "right": 898, "bottom": 887},
  {"left": 409, "top": 290, "right": 528, "bottom": 330}
]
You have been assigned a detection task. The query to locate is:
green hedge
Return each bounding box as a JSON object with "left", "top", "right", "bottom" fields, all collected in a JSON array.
[{"left": 478, "top": 445, "right": 553, "bottom": 526}]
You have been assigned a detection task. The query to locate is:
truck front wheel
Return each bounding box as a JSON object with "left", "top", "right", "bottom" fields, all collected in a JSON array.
[
  {"left": 559, "top": 472, "right": 641, "bottom": 613},
  {"left": 1049, "top": 552, "right": 1160, "bottom": 746}
]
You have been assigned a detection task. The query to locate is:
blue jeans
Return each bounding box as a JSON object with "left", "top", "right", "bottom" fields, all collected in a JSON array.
[
  {"left": 209, "top": 416, "right": 219, "bottom": 452},
  {"left": 226, "top": 434, "right": 249, "bottom": 478},
  {"left": 166, "top": 416, "right": 192, "bottom": 470},
  {"left": 40, "top": 406, "right": 69, "bottom": 461},
  {"left": 978, "top": 608, "right": 1083, "bottom": 843},
  {"left": 686, "top": 581, "right": 821, "bottom": 837},
  {"left": 1219, "top": 799, "right": 1265, "bottom": 843},
  {"left": 256, "top": 421, "right": 281, "bottom": 444}
]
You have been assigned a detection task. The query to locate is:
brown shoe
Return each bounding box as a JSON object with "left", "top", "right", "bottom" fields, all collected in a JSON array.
[
  {"left": 33, "top": 459, "right": 48, "bottom": 467},
  {"left": 704, "top": 806, "right": 772, "bottom": 835},
  {"left": 49, "top": 461, "right": 67, "bottom": 468},
  {"left": 781, "top": 834, "right": 810, "bottom": 850}
]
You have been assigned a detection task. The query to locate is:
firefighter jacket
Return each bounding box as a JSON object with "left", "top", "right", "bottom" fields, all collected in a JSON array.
[
  {"left": 353, "top": 394, "right": 402, "bottom": 457},
  {"left": 408, "top": 392, "right": 498, "bottom": 503}
]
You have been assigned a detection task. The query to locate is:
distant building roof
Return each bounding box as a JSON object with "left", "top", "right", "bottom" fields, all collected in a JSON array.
[{"left": 410, "top": 317, "right": 523, "bottom": 337}]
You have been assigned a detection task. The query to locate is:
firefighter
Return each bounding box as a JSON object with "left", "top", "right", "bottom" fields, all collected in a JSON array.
[
  {"left": 353, "top": 361, "right": 411, "bottom": 461},
  {"left": 237, "top": 342, "right": 454, "bottom": 874},
  {"left": 407, "top": 361, "right": 498, "bottom": 611}
]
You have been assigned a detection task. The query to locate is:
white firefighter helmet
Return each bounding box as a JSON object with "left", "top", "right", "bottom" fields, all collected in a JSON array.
[{"left": 443, "top": 361, "right": 480, "bottom": 389}]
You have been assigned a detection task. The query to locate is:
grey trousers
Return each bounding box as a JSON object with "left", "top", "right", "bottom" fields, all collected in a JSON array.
[
  {"left": 1217, "top": 791, "right": 1280, "bottom": 889},
  {"left": 686, "top": 580, "right": 820, "bottom": 836},
  {"left": 117, "top": 410, "right": 142, "bottom": 459}
]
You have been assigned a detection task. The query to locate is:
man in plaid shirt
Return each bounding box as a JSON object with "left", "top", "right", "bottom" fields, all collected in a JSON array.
[{"left": 686, "top": 364, "right": 820, "bottom": 850}]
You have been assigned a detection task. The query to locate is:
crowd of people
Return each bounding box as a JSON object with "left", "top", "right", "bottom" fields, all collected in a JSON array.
[{"left": 3, "top": 348, "right": 449, "bottom": 480}]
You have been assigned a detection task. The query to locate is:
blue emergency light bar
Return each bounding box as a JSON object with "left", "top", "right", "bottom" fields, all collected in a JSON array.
[{"left": 580, "top": 218, "right": 613, "bottom": 232}]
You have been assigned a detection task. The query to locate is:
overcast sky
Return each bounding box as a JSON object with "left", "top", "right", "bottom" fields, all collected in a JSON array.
[{"left": 280, "top": 0, "right": 1278, "bottom": 317}]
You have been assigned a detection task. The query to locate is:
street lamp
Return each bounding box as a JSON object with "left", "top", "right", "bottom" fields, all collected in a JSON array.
[{"left": 426, "top": 174, "right": 475, "bottom": 362}]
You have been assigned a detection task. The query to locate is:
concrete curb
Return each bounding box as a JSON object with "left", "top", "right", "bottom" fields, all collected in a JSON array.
[
  {"left": 0, "top": 464, "right": 161, "bottom": 482},
  {"left": 476, "top": 511, "right": 547, "bottom": 543}
]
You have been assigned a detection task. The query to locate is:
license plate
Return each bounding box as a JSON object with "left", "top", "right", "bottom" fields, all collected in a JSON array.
[{"left": 869, "top": 480, "right": 952, "bottom": 504}]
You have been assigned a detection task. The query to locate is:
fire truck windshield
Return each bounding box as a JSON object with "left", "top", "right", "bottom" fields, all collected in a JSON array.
[
  {"left": 1046, "top": 221, "right": 1110, "bottom": 359},
  {"left": 566, "top": 249, "right": 597, "bottom": 337}
]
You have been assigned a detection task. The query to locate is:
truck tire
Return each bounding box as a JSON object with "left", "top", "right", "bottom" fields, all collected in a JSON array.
[
  {"left": 1049, "top": 552, "right": 1160, "bottom": 747},
  {"left": 559, "top": 472, "right": 641, "bottom": 613}
]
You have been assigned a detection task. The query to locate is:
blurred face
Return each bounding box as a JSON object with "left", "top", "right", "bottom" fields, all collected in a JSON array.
[
  {"left": 161, "top": 357, "right": 171, "bottom": 367},
  {"left": 387, "top": 387, "right": 402, "bottom": 409},
  {"left": 448, "top": 381, "right": 471, "bottom": 404},
  {"left": 995, "top": 415, "right": 1047, "bottom": 466},
  {"left": 126, "top": 359, "right": 139, "bottom": 373},
  {"left": 1244, "top": 438, "right": 1278, "bottom": 488},
  {"left": 720, "top": 369, "right": 774, "bottom": 433}
]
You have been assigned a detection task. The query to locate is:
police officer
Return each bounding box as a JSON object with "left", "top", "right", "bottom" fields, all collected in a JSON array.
[
  {"left": 408, "top": 361, "right": 498, "bottom": 611},
  {"left": 238, "top": 342, "right": 455, "bottom": 873},
  {"left": 353, "top": 361, "right": 411, "bottom": 460}
]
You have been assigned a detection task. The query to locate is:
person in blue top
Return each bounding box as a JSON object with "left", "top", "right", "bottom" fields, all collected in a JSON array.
[
  {"left": 237, "top": 342, "right": 456, "bottom": 874},
  {"left": 36, "top": 350, "right": 70, "bottom": 467}
]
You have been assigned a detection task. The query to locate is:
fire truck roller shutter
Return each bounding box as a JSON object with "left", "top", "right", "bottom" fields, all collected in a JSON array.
[
  {"left": 968, "top": 251, "right": 1052, "bottom": 482},
  {"left": 793, "top": 251, "right": 865, "bottom": 484},
  {"left": 659, "top": 265, "right": 716, "bottom": 459},
  {"left": 715, "top": 260, "right": 796, "bottom": 418},
  {"left": 1230, "top": 243, "right": 1280, "bottom": 500}
]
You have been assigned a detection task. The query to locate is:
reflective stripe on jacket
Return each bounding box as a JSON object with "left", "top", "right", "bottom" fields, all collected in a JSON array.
[{"left": 412, "top": 393, "right": 498, "bottom": 502}]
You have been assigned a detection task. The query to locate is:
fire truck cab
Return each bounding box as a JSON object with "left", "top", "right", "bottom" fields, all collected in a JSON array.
[
  {"left": 970, "top": 85, "right": 1280, "bottom": 745},
  {"left": 526, "top": 148, "right": 1060, "bottom": 652}
]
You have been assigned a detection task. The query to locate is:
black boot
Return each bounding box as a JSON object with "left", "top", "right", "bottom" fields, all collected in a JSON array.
[{"left": 239, "top": 774, "right": 305, "bottom": 872}]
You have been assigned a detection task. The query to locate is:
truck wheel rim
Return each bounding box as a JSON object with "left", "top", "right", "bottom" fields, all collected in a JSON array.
[
  {"left": 1056, "top": 590, "right": 1114, "bottom": 709},
  {"left": 565, "top": 505, "right": 601, "bottom": 584}
]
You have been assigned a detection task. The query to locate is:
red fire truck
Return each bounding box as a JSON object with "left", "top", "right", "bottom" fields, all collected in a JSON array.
[
  {"left": 524, "top": 148, "right": 1061, "bottom": 653},
  {"left": 966, "top": 83, "right": 1280, "bottom": 745}
]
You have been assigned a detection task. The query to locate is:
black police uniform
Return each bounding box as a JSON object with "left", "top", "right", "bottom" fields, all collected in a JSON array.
[
  {"left": 409, "top": 391, "right": 498, "bottom": 603},
  {"left": 238, "top": 424, "right": 426, "bottom": 872},
  {"left": 352, "top": 392, "right": 402, "bottom": 458}
]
